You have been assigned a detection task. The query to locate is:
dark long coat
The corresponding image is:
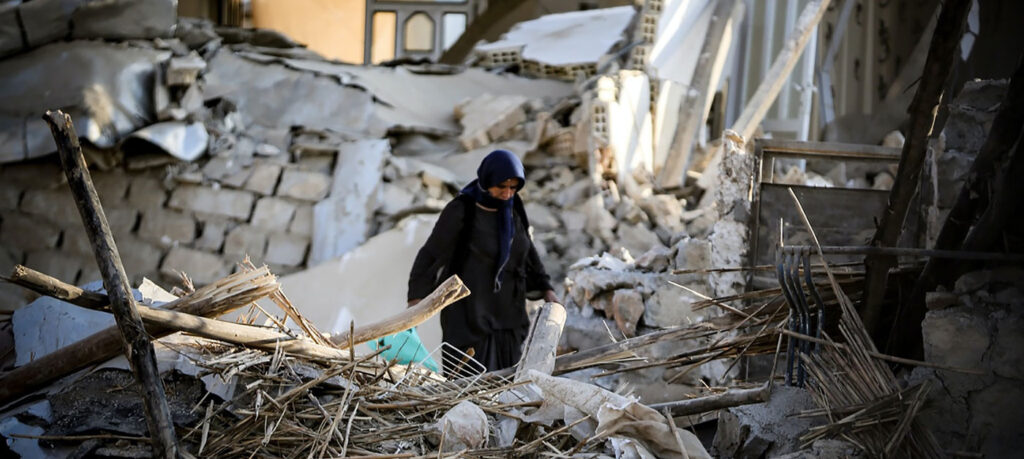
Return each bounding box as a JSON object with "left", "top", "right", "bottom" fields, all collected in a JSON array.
[{"left": 407, "top": 194, "right": 553, "bottom": 372}]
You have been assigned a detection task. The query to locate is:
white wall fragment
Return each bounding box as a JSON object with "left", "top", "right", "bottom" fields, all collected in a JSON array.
[{"left": 309, "top": 139, "right": 389, "bottom": 266}]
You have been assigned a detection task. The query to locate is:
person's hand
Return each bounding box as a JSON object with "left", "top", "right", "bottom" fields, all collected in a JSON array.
[
  {"left": 407, "top": 299, "right": 421, "bottom": 308},
  {"left": 543, "top": 290, "right": 560, "bottom": 304}
]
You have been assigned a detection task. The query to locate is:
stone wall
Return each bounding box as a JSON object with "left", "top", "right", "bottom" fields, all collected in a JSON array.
[
  {"left": 909, "top": 267, "right": 1024, "bottom": 457},
  {"left": 0, "top": 147, "right": 329, "bottom": 309}
]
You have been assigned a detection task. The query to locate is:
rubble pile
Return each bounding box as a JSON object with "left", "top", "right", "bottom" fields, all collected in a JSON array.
[
  {"left": 1, "top": 0, "right": 1021, "bottom": 458},
  {"left": 0, "top": 262, "right": 713, "bottom": 458},
  {"left": 909, "top": 267, "right": 1024, "bottom": 457}
]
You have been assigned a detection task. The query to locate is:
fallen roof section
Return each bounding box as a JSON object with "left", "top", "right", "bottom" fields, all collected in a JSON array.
[{"left": 476, "top": 6, "right": 635, "bottom": 67}]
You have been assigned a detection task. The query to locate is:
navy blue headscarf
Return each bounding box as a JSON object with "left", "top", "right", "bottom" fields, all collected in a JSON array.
[{"left": 459, "top": 149, "right": 525, "bottom": 292}]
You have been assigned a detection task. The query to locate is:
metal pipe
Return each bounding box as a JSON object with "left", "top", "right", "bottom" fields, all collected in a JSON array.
[{"left": 793, "top": 245, "right": 1024, "bottom": 261}]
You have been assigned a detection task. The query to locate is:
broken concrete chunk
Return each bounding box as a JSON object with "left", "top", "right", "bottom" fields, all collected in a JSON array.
[
  {"left": 634, "top": 245, "right": 673, "bottom": 272},
  {"left": 991, "top": 310, "right": 1024, "bottom": 381},
  {"left": 166, "top": 52, "right": 206, "bottom": 86},
  {"left": 250, "top": 197, "right": 298, "bottom": 232},
  {"left": 554, "top": 179, "right": 592, "bottom": 208},
  {"left": 160, "top": 246, "right": 229, "bottom": 285},
  {"left": 438, "top": 401, "right": 488, "bottom": 451},
  {"left": 169, "top": 185, "right": 255, "bottom": 220},
  {"left": 13, "top": 280, "right": 115, "bottom": 366},
  {"left": 70, "top": 0, "right": 177, "bottom": 41},
  {"left": 610, "top": 289, "right": 645, "bottom": 337},
  {"left": 644, "top": 282, "right": 705, "bottom": 329},
  {"left": 925, "top": 291, "right": 959, "bottom": 311},
  {"left": 265, "top": 232, "right": 309, "bottom": 267},
  {"left": 673, "top": 237, "right": 711, "bottom": 271},
  {"left": 202, "top": 51, "right": 379, "bottom": 137},
  {"left": 639, "top": 194, "right": 687, "bottom": 236},
  {"left": 454, "top": 94, "right": 530, "bottom": 150},
  {"left": 277, "top": 169, "right": 331, "bottom": 201},
  {"left": 614, "top": 222, "right": 664, "bottom": 259},
  {"left": 581, "top": 194, "right": 616, "bottom": 244},
  {"left": 712, "top": 386, "right": 821, "bottom": 458},
  {"left": 922, "top": 307, "right": 991, "bottom": 371},
  {"left": 524, "top": 202, "right": 560, "bottom": 231}
]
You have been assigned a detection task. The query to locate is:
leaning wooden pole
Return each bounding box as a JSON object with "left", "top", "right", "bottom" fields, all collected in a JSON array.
[
  {"left": 656, "top": 0, "right": 741, "bottom": 188},
  {"left": 43, "top": 110, "right": 180, "bottom": 458},
  {"left": 860, "top": 0, "right": 972, "bottom": 342},
  {"left": 328, "top": 275, "right": 470, "bottom": 347}
]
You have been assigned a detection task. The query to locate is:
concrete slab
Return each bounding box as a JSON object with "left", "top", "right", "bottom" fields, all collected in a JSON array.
[
  {"left": 0, "top": 41, "right": 170, "bottom": 163},
  {"left": 309, "top": 139, "right": 389, "bottom": 265},
  {"left": 476, "top": 7, "right": 635, "bottom": 66},
  {"left": 12, "top": 279, "right": 174, "bottom": 367}
]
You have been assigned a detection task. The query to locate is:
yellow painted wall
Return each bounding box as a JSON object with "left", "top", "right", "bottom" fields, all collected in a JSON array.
[{"left": 251, "top": 0, "right": 366, "bottom": 64}]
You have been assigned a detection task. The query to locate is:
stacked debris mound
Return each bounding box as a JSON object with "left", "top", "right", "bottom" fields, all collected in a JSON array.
[
  {"left": 0, "top": 261, "right": 712, "bottom": 458},
  {"left": 908, "top": 267, "right": 1024, "bottom": 458}
]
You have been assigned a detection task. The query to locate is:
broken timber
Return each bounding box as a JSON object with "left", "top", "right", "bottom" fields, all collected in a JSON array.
[
  {"left": 328, "top": 275, "right": 469, "bottom": 347},
  {"left": 8, "top": 265, "right": 351, "bottom": 361},
  {"left": 657, "top": 0, "right": 741, "bottom": 188},
  {"left": 0, "top": 267, "right": 279, "bottom": 405},
  {"left": 515, "top": 302, "right": 567, "bottom": 381},
  {"left": 649, "top": 383, "right": 770, "bottom": 417},
  {"left": 861, "top": 0, "right": 973, "bottom": 348},
  {"left": 697, "top": 0, "right": 831, "bottom": 193},
  {"left": 43, "top": 110, "right": 179, "bottom": 458},
  {"left": 8, "top": 266, "right": 469, "bottom": 360}
]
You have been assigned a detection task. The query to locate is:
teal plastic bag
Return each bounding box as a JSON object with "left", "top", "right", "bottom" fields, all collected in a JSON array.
[{"left": 368, "top": 328, "right": 439, "bottom": 372}]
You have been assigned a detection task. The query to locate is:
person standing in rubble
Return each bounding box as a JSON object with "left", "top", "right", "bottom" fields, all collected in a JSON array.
[{"left": 407, "top": 149, "right": 559, "bottom": 375}]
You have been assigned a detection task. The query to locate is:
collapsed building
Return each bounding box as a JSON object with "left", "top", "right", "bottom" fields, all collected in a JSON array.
[{"left": 0, "top": 0, "right": 1022, "bottom": 457}]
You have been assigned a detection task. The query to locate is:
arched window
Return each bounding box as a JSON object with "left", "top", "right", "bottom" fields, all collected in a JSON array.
[{"left": 404, "top": 12, "right": 434, "bottom": 52}]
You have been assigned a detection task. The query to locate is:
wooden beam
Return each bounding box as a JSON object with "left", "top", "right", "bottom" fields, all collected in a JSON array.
[
  {"left": 817, "top": 0, "right": 856, "bottom": 127},
  {"left": 7, "top": 265, "right": 470, "bottom": 361},
  {"left": 514, "top": 302, "right": 566, "bottom": 382},
  {"left": 656, "top": 0, "right": 741, "bottom": 189},
  {"left": 649, "top": 384, "right": 769, "bottom": 417},
  {"left": 8, "top": 265, "right": 350, "bottom": 362},
  {"left": 6, "top": 264, "right": 107, "bottom": 309},
  {"left": 861, "top": 0, "right": 973, "bottom": 344},
  {"left": 912, "top": 52, "right": 1024, "bottom": 292},
  {"left": 328, "top": 275, "right": 469, "bottom": 347},
  {"left": 731, "top": 0, "right": 831, "bottom": 145},
  {"left": 43, "top": 110, "right": 179, "bottom": 458},
  {"left": 697, "top": 0, "right": 832, "bottom": 193},
  {"left": 0, "top": 267, "right": 278, "bottom": 406}
]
